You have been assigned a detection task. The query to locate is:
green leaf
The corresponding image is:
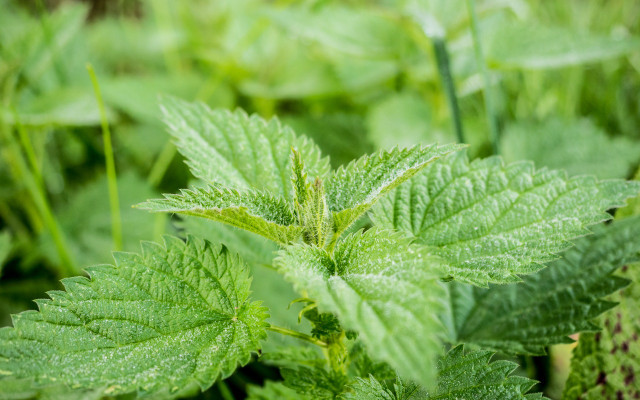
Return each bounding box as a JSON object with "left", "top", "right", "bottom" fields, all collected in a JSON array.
[
  {"left": 159, "top": 96, "right": 330, "bottom": 201},
  {"left": 564, "top": 227, "right": 640, "bottom": 398},
  {"left": 345, "top": 346, "right": 543, "bottom": 400},
  {"left": 266, "top": 5, "right": 411, "bottom": 59},
  {"left": 39, "top": 172, "right": 166, "bottom": 269},
  {"left": 276, "top": 228, "right": 446, "bottom": 388},
  {"left": 344, "top": 376, "right": 425, "bottom": 400},
  {"left": 2, "top": 87, "right": 118, "bottom": 128},
  {"left": 372, "top": 152, "right": 640, "bottom": 286},
  {"left": 0, "top": 236, "right": 268, "bottom": 396},
  {"left": 281, "top": 366, "right": 349, "bottom": 399},
  {"left": 138, "top": 184, "right": 302, "bottom": 245},
  {"left": 444, "top": 215, "right": 640, "bottom": 355},
  {"left": 430, "top": 346, "right": 543, "bottom": 399},
  {"left": 247, "top": 380, "right": 313, "bottom": 400},
  {"left": 501, "top": 118, "right": 640, "bottom": 179},
  {"left": 326, "top": 145, "right": 463, "bottom": 236},
  {"left": 366, "top": 92, "right": 453, "bottom": 150},
  {"left": 488, "top": 24, "right": 640, "bottom": 70}
]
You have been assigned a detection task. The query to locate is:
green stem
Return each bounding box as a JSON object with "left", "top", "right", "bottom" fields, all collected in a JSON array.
[
  {"left": 87, "top": 64, "right": 122, "bottom": 251},
  {"left": 267, "top": 325, "right": 328, "bottom": 347},
  {"left": 147, "top": 141, "right": 176, "bottom": 187},
  {"left": 466, "top": 0, "right": 500, "bottom": 154},
  {"left": 432, "top": 37, "right": 465, "bottom": 144},
  {"left": 216, "top": 380, "right": 234, "bottom": 400},
  {"left": 0, "top": 119, "right": 75, "bottom": 276},
  {"left": 12, "top": 107, "right": 43, "bottom": 185}
]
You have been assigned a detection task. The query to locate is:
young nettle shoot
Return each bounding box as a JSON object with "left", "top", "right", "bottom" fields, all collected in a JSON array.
[{"left": 1, "top": 97, "right": 639, "bottom": 400}]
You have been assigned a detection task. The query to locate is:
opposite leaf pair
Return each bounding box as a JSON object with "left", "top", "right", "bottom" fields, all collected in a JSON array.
[
  {"left": 2, "top": 97, "right": 639, "bottom": 399},
  {"left": 139, "top": 97, "right": 463, "bottom": 248}
]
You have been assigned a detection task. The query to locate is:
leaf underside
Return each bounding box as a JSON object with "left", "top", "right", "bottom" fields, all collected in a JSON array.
[
  {"left": 0, "top": 236, "right": 268, "bottom": 397},
  {"left": 372, "top": 152, "right": 640, "bottom": 286},
  {"left": 159, "top": 96, "right": 330, "bottom": 201},
  {"left": 445, "top": 215, "right": 640, "bottom": 355},
  {"left": 138, "top": 185, "right": 303, "bottom": 245},
  {"left": 276, "top": 228, "right": 446, "bottom": 388}
]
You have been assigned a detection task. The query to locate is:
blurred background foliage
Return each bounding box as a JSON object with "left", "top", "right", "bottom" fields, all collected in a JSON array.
[{"left": 0, "top": 0, "right": 639, "bottom": 398}]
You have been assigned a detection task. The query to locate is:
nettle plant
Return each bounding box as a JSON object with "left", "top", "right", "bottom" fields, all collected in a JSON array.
[{"left": 1, "top": 97, "right": 640, "bottom": 399}]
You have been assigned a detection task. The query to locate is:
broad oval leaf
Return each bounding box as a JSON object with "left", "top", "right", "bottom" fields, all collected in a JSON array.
[
  {"left": 0, "top": 236, "right": 268, "bottom": 396},
  {"left": 372, "top": 152, "right": 640, "bottom": 286},
  {"left": 326, "top": 144, "right": 464, "bottom": 235},
  {"left": 138, "top": 185, "right": 303, "bottom": 245},
  {"left": 159, "top": 96, "right": 330, "bottom": 201},
  {"left": 276, "top": 228, "right": 446, "bottom": 388},
  {"left": 443, "top": 215, "right": 640, "bottom": 355}
]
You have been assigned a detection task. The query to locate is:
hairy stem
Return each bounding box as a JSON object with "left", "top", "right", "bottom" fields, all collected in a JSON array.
[
  {"left": 87, "top": 63, "right": 122, "bottom": 251},
  {"left": 267, "top": 325, "right": 328, "bottom": 347},
  {"left": 466, "top": 0, "right": 500, "bottom": 154}
]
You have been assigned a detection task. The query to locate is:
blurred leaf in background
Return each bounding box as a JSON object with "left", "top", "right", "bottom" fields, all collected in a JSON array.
[{"left": 501, "top": 118, "right": 640, "bottom": 179}]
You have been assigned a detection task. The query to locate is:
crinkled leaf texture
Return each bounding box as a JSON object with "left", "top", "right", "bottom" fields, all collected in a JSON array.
[
  {"left": 0, "top": 236, "right": 268, "bottom": 397},
  {"left": 563, "top": 219, "right": 640, "bottom": 399},
  {"left": 432, "top": 346, "right": 544, "bottom": 399},
  {"left": 138, "top": 185, "right": 303, "bottom": 245},
  {"left": 326, "top": 145, "right": 464, "bottom": 235},
  {"left": 345, "top": 346, "right": 543, "bottom": 399},
  {"left": 159, "top": 96, "right": 330, "bottom": 201},
  {"left": 372, "top": 152, "right": 640, "bottom": 286},
  {"left": 344, "top": 377, "right": 425, "bottom": 400},
  {"left": 276, "top": 228, "right": 446, "bottom": 388},
  {"left": 443, "top": 215, "right": 640, "bottom": 355}
]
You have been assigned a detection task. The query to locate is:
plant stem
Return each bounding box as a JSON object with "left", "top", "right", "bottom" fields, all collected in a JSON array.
[
  {"left": 12, "top": 108, "right": 43, "bottom": 185},
  {"left": 87, "top": 63, "right": 122, "bottom": 251},
  {"left": 267, "top": 325, "right": 328, "bottom": 347},
  {"left": 0, "top": 118, "right": 75, "bottom": 276},
  {"left": 216, "top": 380, "right": 234, "bottom": 400},
  {"left": 147, "top": 141, "right": 176, "bottom": 187},
  {"left": 432, "top": 37, "right": 465, "bottom": 144},
  {"left": 466, "top": 0, "right": 500, "bottom": 154}
]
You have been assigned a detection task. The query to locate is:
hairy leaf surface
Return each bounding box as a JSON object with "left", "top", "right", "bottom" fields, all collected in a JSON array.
[
  {"left": 344, "top": 377, "right": 425, "bottom": 400},
  {"left": 564, "top": 221, "right": 640, "bottom": 399},
  {"left": 326, "top": 145, "right": 463, "bottom": 235},
  {"left": 444, "top": 216, "right": 640, "bottom": 354},
  {"left": 139, "top": 185, "right": 302, "bottom": 245},
  {"left": 373, "top": 152, "right": 640, "bottom": 286},
  {"left": 345, "top": 346, "right": 542, "bottom": 399},
  {"left": 276, "top": 229, "right": 446, "bottom": 388},
  {"left": 0, "top": 236, "right": 268, "bottom": 396},
  {"left": 160, "top": 96, "right": 329, "bottom": 201},
  {"left": 430, "top": 346, "right": 543, "bottom": 399}
]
